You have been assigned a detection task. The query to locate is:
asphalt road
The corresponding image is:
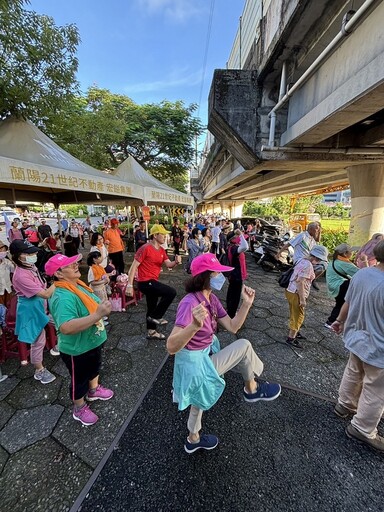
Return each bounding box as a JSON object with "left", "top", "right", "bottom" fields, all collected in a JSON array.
[{"left": 79, "top": 358, "right": 384, "bottom": 512}]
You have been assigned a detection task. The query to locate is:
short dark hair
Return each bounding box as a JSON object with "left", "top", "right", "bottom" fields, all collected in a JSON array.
[
  {"left": 90, "top": 232, "right": 102, "bottom": 246},
  {"left": 373, "top": 240, "right": 384, "bottom": 263},
  {"left": 191, "top": 227, "right": 200, "bottom": 238},
  {"left": 87, "top": 251, "right": 101, "bottom": 266},
  {"left": 185, "top": 270, "right": 211, "bottom": 293}
]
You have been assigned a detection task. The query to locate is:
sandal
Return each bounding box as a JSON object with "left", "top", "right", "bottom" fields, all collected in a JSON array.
[
  {"left": 147, "top": 331, "right": 166, "bottom": 340},
  {"left": 147, "top": 316, "right": 168, "bottom": 326}
]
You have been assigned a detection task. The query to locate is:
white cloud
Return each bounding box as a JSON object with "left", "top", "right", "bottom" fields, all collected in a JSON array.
[
  {"left": 137, "top": 0, "right": 203, "bottom": 22},
  {"left": 124, "top": 67, "right": 202, "bottom": 94}
]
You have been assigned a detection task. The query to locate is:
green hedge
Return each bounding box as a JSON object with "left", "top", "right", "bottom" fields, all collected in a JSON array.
[{"left": 320, "top": 229, "right": 349, "bottom": 254}]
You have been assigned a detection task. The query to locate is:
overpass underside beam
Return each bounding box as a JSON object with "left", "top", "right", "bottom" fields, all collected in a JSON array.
[{"left": 202, "top": 149, "right": 383, "bottom": 201}]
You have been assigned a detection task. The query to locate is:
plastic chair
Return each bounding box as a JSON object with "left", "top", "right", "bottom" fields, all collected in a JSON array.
[
  {"left": 0, "top": 295, "right": 30, "bottom": 364},
  {"left": 113, "top": 282, "right": 138, "bottom": 311}
]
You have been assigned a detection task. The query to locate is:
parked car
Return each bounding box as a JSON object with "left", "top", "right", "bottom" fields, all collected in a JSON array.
[
  {"left": 46, "top": 210, "right": 67, "bottom": 218},
  {"left": 0, "top": 209, "right": 21, "bottom": 224}
]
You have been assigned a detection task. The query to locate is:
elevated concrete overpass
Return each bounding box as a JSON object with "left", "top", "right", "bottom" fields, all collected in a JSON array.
[{"left": 192, "top": 0, "right": 384, "bottom": 245}]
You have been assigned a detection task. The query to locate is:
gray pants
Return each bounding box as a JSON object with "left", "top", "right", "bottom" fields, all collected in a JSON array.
[
  {"left": 339, "top": 352, "right": 384, "bottom": 438},
  {"left": 187, "top": 338, "right": 264, "bottom": 434}
]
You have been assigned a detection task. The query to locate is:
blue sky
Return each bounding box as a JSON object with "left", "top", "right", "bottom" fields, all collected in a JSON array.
[{"left": 28, "top": 0, "right": 245, "bottom": 129}]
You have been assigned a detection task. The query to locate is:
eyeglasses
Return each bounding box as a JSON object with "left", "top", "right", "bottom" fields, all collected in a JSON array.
[{"left": 61, "top": 262, "right": 80, "bottom": 270}]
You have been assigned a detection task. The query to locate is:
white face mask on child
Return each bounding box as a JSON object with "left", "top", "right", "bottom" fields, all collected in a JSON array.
[{"left": 25, "top": 254, "right": 38, "bottom": 264}]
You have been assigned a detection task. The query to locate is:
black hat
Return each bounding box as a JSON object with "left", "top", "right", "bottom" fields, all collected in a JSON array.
[
  {"left": 226, "top": 231, "right": 236, "bottom": 241},
  {"left": 9, "top": 239, "right": 39, "bottom": 255}
]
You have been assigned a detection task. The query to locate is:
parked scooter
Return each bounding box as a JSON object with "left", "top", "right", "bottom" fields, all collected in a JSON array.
[{"left": 253, "top": 232, "right": 293, "bottom": 272}]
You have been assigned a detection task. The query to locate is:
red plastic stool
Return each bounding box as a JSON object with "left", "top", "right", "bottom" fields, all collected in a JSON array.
[
  {"left": 0, "top": 296, "right": 30, "bottom": 364},
  {"left": 115, "top": 283, "right": 139, "bottom": 311}
]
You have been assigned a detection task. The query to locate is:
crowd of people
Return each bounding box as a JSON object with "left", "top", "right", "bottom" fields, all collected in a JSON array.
[{"left": 0, "top": 212, "right": 383, "bottom": 454}]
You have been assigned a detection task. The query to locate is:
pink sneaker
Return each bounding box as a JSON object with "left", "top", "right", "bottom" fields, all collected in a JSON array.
[
  {"left": 73, "top": 404, "right": 99, "bottom": 426},
  {"left": 86, "top": 385, "right": 114, "bottom": 401}
]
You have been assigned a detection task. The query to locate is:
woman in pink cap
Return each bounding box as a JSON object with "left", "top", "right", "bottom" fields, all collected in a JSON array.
[
  {"left": 167, "top": 253, "right": 281, "bottom": 454},
  {"left": 45, "top": 253, "right": 113, "bottom": 426}
]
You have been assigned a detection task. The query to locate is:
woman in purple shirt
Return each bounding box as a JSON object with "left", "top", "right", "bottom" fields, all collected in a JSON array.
[{"left": 167, "top": 253, "right": 281, "bottom": 454}]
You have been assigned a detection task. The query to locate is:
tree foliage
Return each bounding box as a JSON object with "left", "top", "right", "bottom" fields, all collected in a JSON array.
[
  {"left": 243, "top": 195, "right": 351, "bottom": 219},
  {"left": 44, "top": 87, "right": 203, "bottom": 192},
  {"left": 0, "top": 0, "right": 80, "bottom": 119}
]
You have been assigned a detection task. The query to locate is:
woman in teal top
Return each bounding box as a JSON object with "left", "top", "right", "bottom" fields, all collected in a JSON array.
[
  {"left": 325, "top": 243, "right": 363, "bottom": 328},
  {"left": 46, "top": 253, "right": 113, "bottom": 427}
]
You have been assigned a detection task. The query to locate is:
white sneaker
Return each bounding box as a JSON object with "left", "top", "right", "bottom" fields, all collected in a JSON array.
[
  {"left": 50, "top": 346, "right": 60, "bottom": 356},
  {"left": 0, "top": 374, "right": 8, "bottom": 383}
]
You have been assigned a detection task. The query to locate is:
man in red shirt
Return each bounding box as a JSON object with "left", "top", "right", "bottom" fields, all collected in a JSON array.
[{"left": 127, "top": 224, "right": 180, "bottom": 339}]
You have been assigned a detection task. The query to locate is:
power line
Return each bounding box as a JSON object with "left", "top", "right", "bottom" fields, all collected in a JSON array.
[{"left": 197, "top": 0, "right": 215, "bottom": 120}]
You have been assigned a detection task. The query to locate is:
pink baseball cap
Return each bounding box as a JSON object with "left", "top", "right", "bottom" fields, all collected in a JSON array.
[
  {"left": 45, "top": 253, "right": 82, "bottom": 276},
  {"left": 190, "top": 253, "right": 234, "bottom": 277}
]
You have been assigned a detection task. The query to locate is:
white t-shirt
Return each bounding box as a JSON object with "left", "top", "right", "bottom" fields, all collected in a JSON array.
[
  {"left": 290, "top": 231, "right": 316, "bottom": 263},
  {"left": 211, "top": 226, "right": 221, "bottom": 244}
]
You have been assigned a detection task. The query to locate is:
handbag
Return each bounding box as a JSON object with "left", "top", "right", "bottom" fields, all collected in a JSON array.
[
  {"left": 109, "top": 293, "right": 122, "bottom": 312},
  {"left": 278, "top": 265, "right": 295, "bottom": 288}
]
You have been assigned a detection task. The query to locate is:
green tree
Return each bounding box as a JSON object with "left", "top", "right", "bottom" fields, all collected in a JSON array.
[
  {"left": 0, "top": 0, "right": 80, "bottom": 120},
  {"left": 44, "top": 87, "right": 203, "bottom": 192}
]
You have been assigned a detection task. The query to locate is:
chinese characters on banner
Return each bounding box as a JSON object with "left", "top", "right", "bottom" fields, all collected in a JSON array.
[{"left": 8, "top": 165, "right": 133, "bottom": 196}]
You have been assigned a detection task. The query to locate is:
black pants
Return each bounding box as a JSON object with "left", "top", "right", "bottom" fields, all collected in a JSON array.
[
  {"left": 327, "top": 279, "right": 350, "bottom": 323},
  {"left": 138, "top": 280, "right": 177, "bottom": 330},
  {"left": 226, "top": 279, "right": 243, "bottom": 318},
  {"left": 109, "top": 251, "right": 125, "bottom": 274},
  {"left": 72, "top": 236, "right": 80, "bottom": 250},
  {"left": 61, "top": 346, "right": 102, "bottom": 401},
  {"left": 173, "top": 241, "right": 180, "bottom": 256},
  {"left": 210, "top": 242, "right": 218, "bottom": 254}
]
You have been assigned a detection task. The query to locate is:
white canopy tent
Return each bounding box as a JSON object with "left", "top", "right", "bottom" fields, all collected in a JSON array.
[
  {"left": 112, "top": 155, "right": 194, "bottom": 207},
  {"left": 0, "top": 117, "right": 144, "bottom": 206}
]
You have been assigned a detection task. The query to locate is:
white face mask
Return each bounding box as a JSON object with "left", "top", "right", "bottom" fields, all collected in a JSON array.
[
  {"left": 0, "top": 252, "right": 8, "bottom": 260},
  {"left": 210, "top": 272, "right": 226, "bottom": 291},
  {"left": 25, "top": 254, "right": 38, "bottom": 264},
  {"left": 198, "top": 234, "right": 203, "bottom": 240}
]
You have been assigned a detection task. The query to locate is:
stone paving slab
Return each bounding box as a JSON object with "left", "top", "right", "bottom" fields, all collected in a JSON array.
[
  {"left": 0, "top": 404, "right": 64, "bottom": 453},
  {"left": 6, "top": 375, "right": 62, "bottom": 409},
  {"left": 0, "top": 437, "right": 92, "bottom": 511},
  {"left": 0, "top": 375, "right": 20, "bottom": 401}
]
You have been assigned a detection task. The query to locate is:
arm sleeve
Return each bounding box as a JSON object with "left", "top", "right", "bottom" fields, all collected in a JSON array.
[
  {"left": 175, "top": 297, "right": 194, "bottom": 328},
  {"left": 237, "top": 235, "right": 249, "bottom": 254}
]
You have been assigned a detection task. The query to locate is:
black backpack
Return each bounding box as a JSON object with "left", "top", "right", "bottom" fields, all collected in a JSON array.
[{"left": 278, "top": 265, "right": 295, "bottom": 288}]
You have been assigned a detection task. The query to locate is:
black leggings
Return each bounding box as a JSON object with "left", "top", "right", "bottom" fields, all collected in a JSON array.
[
  {"left": 138, "top": 280, "right": 177, "bottom": 330},
  {"left": 226, "top": 279, "right": 243, "bottom": 318},
  {"left": 61, "top": 346, "right": 102, "bottom": 401}
]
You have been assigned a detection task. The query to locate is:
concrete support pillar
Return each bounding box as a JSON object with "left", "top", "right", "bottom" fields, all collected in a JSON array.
[
  {"left": 230, "top": 202, "right": 244, "bottom": 219},
  {"left": 347, "top": 164, "right": 384, "bottom": 247}
]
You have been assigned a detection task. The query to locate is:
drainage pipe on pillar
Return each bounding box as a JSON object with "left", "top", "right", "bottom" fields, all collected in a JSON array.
[
  {"left": 269, "top": 61, "right": 286, "bottom": 146},
  {"left": 267, "top": 0, "right": 379, "bottom": 147}
]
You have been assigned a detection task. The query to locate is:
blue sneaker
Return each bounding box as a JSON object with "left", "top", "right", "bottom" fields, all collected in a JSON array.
[
  {"left": 184, "top": 434, "right": 219, "bottom": 454},
  {"left": 243, "top": 381, "right": 281, "bottom": 402}
]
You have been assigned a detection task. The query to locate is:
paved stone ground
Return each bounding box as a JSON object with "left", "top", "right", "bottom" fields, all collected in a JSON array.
[{"left": 1, "top": 251, "right": 379, "bottom": 511}]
